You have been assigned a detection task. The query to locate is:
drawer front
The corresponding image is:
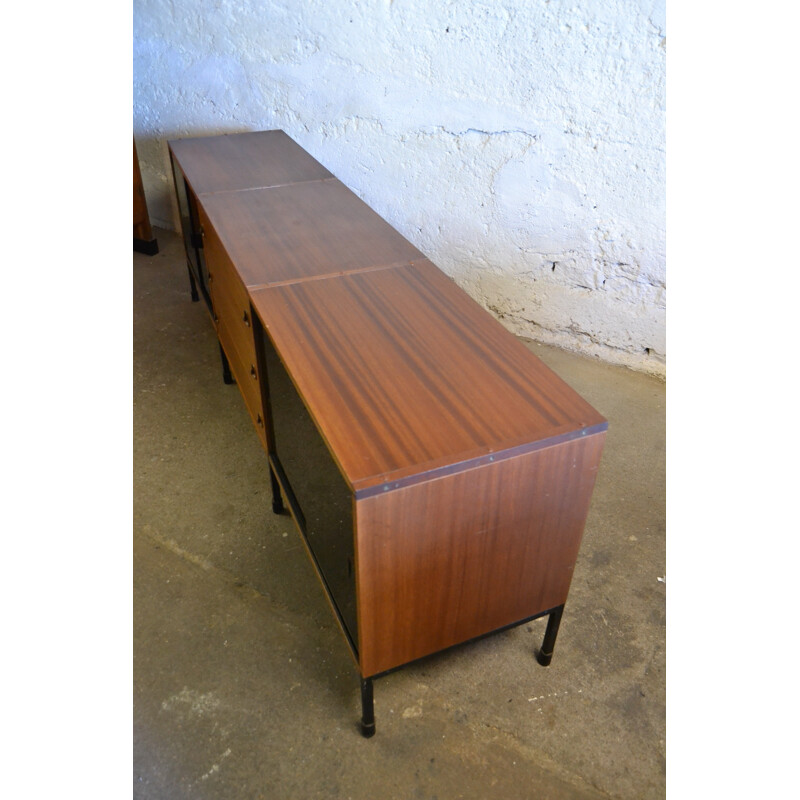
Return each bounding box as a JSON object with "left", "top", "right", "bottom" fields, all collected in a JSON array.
[
  {"left": 212, "top": 275, "right": 258, "bottom": 369},
  {"left": 199, "top": 207, "right": 253, "bottom": 334},
  {"left": 219, "top": 314, "right": 269, "bottom": 452},
  {"left": 199, "top": 208, "right": 268, "bottom": 451}
]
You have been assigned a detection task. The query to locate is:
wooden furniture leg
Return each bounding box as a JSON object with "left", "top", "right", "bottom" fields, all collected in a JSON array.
[{"left": 133, "top": 139, "right": 159, "bottom": 255}]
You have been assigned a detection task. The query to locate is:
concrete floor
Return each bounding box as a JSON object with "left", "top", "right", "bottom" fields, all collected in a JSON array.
[{"left": 133, "top": 229, "right": 665, "bottom": 800}]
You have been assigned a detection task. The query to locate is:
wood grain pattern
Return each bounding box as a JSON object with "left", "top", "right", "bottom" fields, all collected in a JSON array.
[
  {"left": 169, "top": 129, "right": 609, "bottom": 687},
  {"left": 354, "top": 432, "right": 606, "bottom": 677},
  {"left": 168, "top": 130, "right": 332, "bottom": 196},
  {"left": 198, "top": 180, "right": 425, "bottom": 289},
  {"left": 200, "top": 205, "right": 252, "bottom": 331},
  {"left": 200, "top": 205, "right": 268, "bottom": 449},
  {"left": 200, "top": 208, "right": 269, "bottom": 450},
  {"left": 217, "top": 312, "right": 269, "bottom": 452},
  {"left": 250, "top": 260, "right": 607, "bottom": 494}
]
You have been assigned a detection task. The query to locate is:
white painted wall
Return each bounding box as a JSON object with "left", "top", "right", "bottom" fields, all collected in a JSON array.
[{"left": 134, "top": 0, "right": 665, "bottom": 376}]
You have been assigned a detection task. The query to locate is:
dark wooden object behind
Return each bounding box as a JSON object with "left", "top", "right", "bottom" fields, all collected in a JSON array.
[{"left": 133, "top": 140, "right": 158, "bottom": 255}]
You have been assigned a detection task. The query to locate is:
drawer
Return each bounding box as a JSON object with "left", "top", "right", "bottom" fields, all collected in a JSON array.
[
  {"left": 218, "top": 314, "right": 269, "bottom": 452},
  {"left": 212, "top": 277, "right": 258, "bottom": 369},
  {"left": 198, "top": 207, "right": 267, "bottom": 450},
  {"left": 199, "top": 207, "right": 253, "bottom": 332}
]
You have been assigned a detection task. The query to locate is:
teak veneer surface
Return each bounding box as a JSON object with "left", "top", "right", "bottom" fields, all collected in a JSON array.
[
  {"left": 168, "top": 129, "right": 333, "bottom": 196},
  {"left": 354, "top": 432, "right": 606, "bottom": 677},
  {"left": 166, "top": 128, "right": 609, "bottom": 697},
  {"left": 250, "top": 260, "right": 607, "bottom": 494},
  {"left": 198, "top": 180, "right": 425, "bottom": 289}
]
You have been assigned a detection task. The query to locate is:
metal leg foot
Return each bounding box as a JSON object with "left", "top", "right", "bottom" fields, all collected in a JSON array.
[
  {"left": 188, "top": 265, "right": 199, "bottom": 301},
  {"left": 220, "top": 345, "right": 234, "bottom": 385},
  {"left": 360, "top": 677, "right": 375, "bottom": 738},
  {"left": 270, "top": 466, "right": 285, "bottom": 515},
  {"left": 536, "top": 605, "right": 564, "bottom": 667}
]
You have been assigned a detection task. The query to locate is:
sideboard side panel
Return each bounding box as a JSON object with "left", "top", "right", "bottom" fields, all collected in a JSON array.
[{"left": 354, "top": 432, "right": 605, "bottom": 677}]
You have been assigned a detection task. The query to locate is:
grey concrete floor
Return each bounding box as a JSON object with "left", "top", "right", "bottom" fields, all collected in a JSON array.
[{"left": 134, "top": 229, "right": 665, "bottom": 800}]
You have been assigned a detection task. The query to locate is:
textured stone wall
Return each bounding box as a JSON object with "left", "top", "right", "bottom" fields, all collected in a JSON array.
[{"left": 134, "top": 0, "right": 665, "bottom": 375}]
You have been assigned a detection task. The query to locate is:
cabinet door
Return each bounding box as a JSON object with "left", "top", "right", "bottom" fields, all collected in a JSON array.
[{"left": 261, "top": 328, "right": 358, "bottom": 650}]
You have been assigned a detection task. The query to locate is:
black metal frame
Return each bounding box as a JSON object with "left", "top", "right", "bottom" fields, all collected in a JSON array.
[
  {"left": 536, "top": 604, "right": 564, "bottom": 667},
  {"left": 219, "top": 344, "right": 234, "bottom": 385},
  {"left": 187, "top": 265, "right": 199, "bottom": 302},
  {"left": 171, "top": 151, "right": 234, "bottom": 389},
  {"left": 360, "top": 677, "right": 375, "bottom": 738},
  {"left": 352, "top": 603, "right": 566, "bottom": 737},
  {"left": 169, "top": 150, "right": 211, "bottom": 310}
]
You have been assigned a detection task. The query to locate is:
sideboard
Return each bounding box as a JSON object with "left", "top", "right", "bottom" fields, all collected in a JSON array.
[{"left": 167, "top": 130, "right": 607, "bottom": 737}]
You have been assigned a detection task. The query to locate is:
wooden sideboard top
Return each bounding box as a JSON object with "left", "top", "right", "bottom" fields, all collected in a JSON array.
[
  {"left": 198, "top": 179, "right": 425, "bottom": 288},
  {"left": 250, "top": 260, "right": 607, "bottom": 495},
  {"left": 168, "top": 129, "right": 332, "bottom": 196}
]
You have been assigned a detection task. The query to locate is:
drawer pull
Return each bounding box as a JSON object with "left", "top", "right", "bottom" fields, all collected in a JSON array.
[
  {"left": 242, "top": 310, "right": 250, "bottom": 327},
  {"left": 257, "top": 414, "right": 264, "bottom": 428},
  {"left": 250, "top": 365, "right": 258, "bottom": 380}
]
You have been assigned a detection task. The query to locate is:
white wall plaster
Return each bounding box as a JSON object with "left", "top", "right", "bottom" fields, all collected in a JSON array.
[{"left": 134, "top": 0, "right": 665, "bottom": 376}]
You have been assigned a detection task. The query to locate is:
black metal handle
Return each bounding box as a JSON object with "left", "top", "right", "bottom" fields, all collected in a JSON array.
[
  {"left": 243, "top": 310, "right": 250, "bottom": 327},
  {"left": 250, "top": 365, "right": 257, "bottom": 380}
]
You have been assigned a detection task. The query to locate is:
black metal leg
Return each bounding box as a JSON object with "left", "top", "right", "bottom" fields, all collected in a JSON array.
[
  {"left": 360, "top": 677, "right": 375, "bottom": 738},
  {"left": 536, "top": 605, "right": 564, "bottom": 667},
  {"left": 270, "top": 465, "right": 285, "bottom": 515},
  {"left": 219, "top": 344, "right": 234, "bottom": 385},
  {"left": 187, "top": 264, "right": 199, "bottom": 301}
]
